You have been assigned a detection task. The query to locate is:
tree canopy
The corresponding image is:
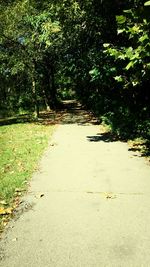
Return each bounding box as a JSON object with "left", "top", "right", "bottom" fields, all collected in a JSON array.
[{"left": 0, "top": 0, "right": 150, "bottom": 139}]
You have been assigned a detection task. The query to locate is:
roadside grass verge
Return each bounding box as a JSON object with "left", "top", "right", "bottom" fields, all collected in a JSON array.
[{"left": 0, "top": 121, "right": 55, "bottom": 232}]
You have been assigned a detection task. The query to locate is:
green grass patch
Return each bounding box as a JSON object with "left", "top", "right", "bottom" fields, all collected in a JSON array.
[{"left": 0, "top": 122, "right": 55, "bottom": 229}]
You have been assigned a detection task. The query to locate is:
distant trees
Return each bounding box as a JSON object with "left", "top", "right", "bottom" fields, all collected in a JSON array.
[{"left": 0, "top": 0, "right": 62, "bottom": 116}]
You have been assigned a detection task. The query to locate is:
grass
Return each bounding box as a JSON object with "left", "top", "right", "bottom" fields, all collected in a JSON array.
[{"left": 0, "top": 121, "right": 55, "bottom": 231}]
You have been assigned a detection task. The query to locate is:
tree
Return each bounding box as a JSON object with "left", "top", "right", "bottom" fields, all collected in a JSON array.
[{"left": 0, "top": 0, "right": 62, "bottom": 116}]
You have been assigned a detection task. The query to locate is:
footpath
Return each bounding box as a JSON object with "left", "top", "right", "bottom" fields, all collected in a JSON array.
[{"left": 1, "top": 102, "right": 150, "bottom": 267}]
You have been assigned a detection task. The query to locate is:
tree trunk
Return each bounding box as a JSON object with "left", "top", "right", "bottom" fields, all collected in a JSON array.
[
  {"left": 32, "top": 78, "right": 39, "bottom": 118},
  {"left": 50, "top": 65, "right": 57, "bottom": 109},
  {"left": 43, "top": 63, "right": 58, "bottom": 110}
]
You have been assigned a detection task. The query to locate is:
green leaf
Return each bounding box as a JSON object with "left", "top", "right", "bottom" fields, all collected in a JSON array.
[
  {"left": 117, "top": 29, "right": 124, "bottom": 34},
  {"left": 103, "top": 43, "right": 110, "bottom": 48},
  {"left": 125, "top": 47, "right": 133, "bottom": 58},
  {"left": 46, "top": 40, "right": 51, "bottom": 47},
  {"left": 116, "top": 15, "right": 126, "bottom": 24},
  {"left": 131, "top": 25, "right": 140, "bottom": 33},
  {"left": 108, "top": 48, "right": 120, "bottom": 58},
  {"left": 89, "top": 68, "right": 99, "bottom": 80},
  {"left": 118, "top": 54, "right": 126, "bottom": 60},
  {"left": 144, "top": 1, "right": 150, "bottom": 6},
  {"left": 114, "top": 75, "right": 123, "bottom": 82},
  {"left": 139, "top": 34, "right": 149, "bottom": 42},
  {"left": 144, "top": 63, "right": 150, "bottom": 69},
  {"left": 125, "top": 61, "right": 134, "bottom": 70},
  {"left": 132, "top": 80, "right": 139, "bottom": 86}
]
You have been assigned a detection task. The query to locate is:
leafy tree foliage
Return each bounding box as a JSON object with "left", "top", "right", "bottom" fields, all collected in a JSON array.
[
  {"left": 100, "top": 2, "right": 150, "bottom": 137},
  {"left": 0, "top": 0, "right": 150, "bottom": 142},
  {"left": 0, "top": 0, "right": 62, "bottom": 116}
]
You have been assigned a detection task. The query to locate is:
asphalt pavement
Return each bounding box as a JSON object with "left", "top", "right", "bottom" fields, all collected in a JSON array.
[{"left": 1, "top": 108, "right": 150, "bottom": 267}]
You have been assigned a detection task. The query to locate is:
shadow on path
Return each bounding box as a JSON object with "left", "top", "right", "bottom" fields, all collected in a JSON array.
[
  {"left": 59, "top": 104, "right": 98, "bottom": 125},
  {"left": 39, "top": 100, "right": 99, "bottom": 126},
  {"left": 1, "top": 100, "right": 149, "bottom": 159},
  {"left": 87, "top": 132, "right": 120, "bottom": 143},
  {"left": 0, "top": 100, "right": 99, "bottom": 127}
]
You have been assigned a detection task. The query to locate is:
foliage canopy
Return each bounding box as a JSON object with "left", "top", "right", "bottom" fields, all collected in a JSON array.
[{"left": 0, "top": 0, "right": 150, "bottom": 140}]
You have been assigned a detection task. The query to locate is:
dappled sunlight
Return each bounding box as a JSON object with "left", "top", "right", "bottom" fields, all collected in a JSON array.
[
  {"left": 55, "top": 101, "right": 99, "bottom": 125},
  {"left": 39, "top": 101, "right": 99, "bottom": 126},
  {"left": 0, "top": 101, "right": 99, "bottom": 127}
]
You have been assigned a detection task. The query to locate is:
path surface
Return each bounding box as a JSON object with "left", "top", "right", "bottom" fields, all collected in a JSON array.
[{"left": 1, "top": 102, "right": 150, "bottom": 267}]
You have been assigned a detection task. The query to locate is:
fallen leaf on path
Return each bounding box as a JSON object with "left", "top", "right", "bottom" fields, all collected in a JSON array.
[
  {"left": 3, "top": 221, "right": 8, "bottom": 227},
  {"left": 16, "top": 192, "right": 22, "bottom": 196},
  {"left": 35, "top": 193, "right": 45, "bottom": 199},
  {"left": 50, "top": 142, "right": 57, "bottom": 146},
  {"left": 106, "top": 195, "right": 113, "bottom": 199},
  {"left": 15, "top": 188, "right": 25, "bottom": 192},
  {"left": 104, "top": 193, "right": 116, "bottom": 199},
  {"left": 0, "top": 207, "right": 7, "bottom": 215},
  {"left": 13, "top": 197, "right": 22, "bottom": 209},
  {"left": 0, "top": 207, "right": 13, "bottom": 215}
]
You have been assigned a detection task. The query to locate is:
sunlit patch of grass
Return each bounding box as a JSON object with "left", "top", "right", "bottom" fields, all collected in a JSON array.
[{"left": 0, "top": 122, "right": 55, "bottom": 230}]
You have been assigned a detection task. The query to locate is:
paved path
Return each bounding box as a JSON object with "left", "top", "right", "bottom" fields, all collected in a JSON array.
[{"left": 1, "top": 104, "right": 150, "bottom": 266}]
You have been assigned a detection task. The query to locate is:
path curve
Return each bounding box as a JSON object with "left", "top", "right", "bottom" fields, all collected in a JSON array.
[{"left": 1, "top": 102, "right": 150, "bottom": 267}]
